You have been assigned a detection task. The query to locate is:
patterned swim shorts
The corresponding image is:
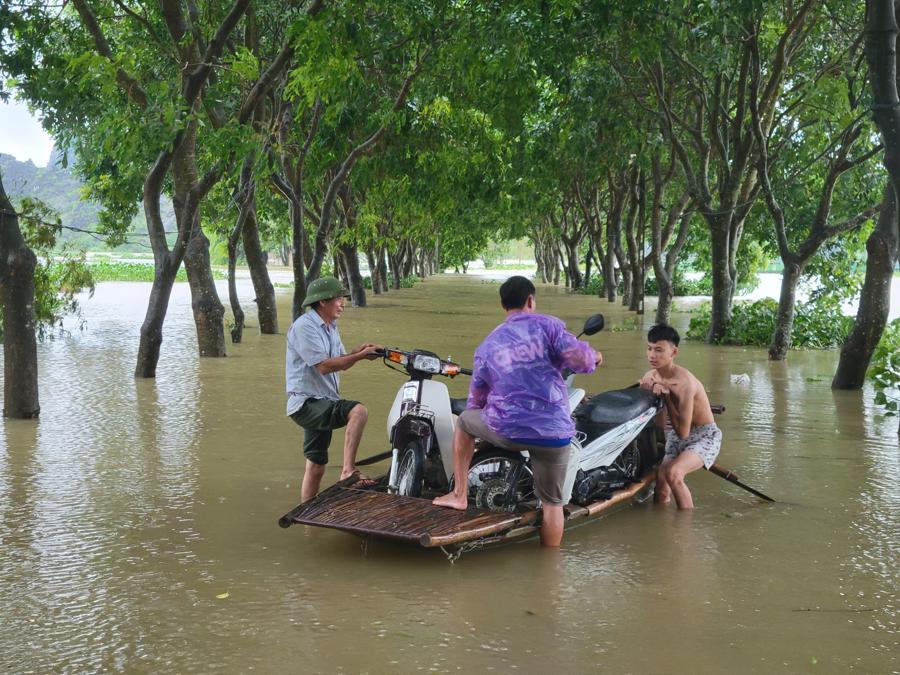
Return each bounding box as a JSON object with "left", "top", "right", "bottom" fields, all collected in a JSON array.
[{"left": 664, "top": 423, "right": 722, "bottom": 469}]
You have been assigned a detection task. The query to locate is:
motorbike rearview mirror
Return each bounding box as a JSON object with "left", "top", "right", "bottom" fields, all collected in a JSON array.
[{"left": 578, "top": 314, "right": 605, "bottom": 338}]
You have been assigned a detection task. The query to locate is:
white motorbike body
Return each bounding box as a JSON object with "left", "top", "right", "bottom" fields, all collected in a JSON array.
[{"left": 387, "top": 379, "right": 455, "bottom": 483}]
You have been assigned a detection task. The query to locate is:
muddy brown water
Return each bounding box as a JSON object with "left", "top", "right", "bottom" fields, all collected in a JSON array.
[{"left": 0, "top": 274, "right": 896, "bottom": 673}]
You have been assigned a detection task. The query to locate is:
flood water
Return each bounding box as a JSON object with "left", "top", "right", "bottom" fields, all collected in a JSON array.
[{"left": 0, "top": 274, "right": 897, "bottom": 674}]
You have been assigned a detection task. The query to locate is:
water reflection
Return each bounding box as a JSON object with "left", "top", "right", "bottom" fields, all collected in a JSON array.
[{"left": 0, "top": 274, "right": 896, "bottom": 673}]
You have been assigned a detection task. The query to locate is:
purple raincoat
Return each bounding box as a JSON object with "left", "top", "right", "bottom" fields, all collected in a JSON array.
[{"left": 467, "top": 312, "right": 597, "bottom": 441}]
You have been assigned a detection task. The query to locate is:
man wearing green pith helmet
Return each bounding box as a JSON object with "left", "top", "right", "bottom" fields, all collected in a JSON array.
[{"left": 286, "top": 276, "right": 382, "bottom": 502}]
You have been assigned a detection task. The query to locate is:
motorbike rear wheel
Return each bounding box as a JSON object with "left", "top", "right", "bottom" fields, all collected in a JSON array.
[
  {"left": 395, "top": 441, "right": 425, "bottom": 497},
  {"left": 457, "top": 448, "right": 536, "bottom": 512}
]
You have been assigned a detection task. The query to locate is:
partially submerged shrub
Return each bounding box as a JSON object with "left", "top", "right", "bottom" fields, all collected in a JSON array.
[{"left": 686, "top": 296, "right": 852, "bottom": 349}]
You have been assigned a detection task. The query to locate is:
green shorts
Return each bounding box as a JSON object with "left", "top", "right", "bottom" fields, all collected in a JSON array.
[{"left": 289, "top": 398, "right": 361, "bottom": 465}]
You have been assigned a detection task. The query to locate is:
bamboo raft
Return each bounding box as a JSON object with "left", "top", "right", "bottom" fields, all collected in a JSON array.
[{"left": 278, "top": 470, "right": 658, "bottom": 551}]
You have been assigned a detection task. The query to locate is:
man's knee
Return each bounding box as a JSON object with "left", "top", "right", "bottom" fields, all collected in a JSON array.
[
  {"left": 306, "top": 461, "right": 327, "bottom": 477},
  {"left": 667, "top": 465, "right": 687, "bottom": 486},
  {"left": 349, "top": 404, "right": 368, "bottom": 424}
]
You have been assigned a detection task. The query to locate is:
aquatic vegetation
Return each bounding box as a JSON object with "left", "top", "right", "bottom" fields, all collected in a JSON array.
[
  {"left": 686, "top": 296, "right": 854, "bottom": 349},
  {"left": 869, "top": 319, "right": 900, "bottom": 415}
]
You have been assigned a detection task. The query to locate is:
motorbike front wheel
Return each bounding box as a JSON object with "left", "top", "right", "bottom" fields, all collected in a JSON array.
[
  {"left": 395, "top": 441, "right": 425, "bottom": 497},
  {"left": 458, "top": 448, "right": 536, "bottom": 512}
]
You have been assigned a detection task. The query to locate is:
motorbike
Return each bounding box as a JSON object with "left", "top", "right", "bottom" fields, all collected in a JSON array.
[{"left": 377, "top": 314, "right": 665, "bottom": 512}]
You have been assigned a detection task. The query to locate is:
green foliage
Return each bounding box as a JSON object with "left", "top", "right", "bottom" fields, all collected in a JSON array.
[
  {"left": 84, "top": 261, "right": 219, "bottom": 283},
  {"left": 31, "top": 250, "right": 95, "bottom": 340},
  {"left": 480, "top": 240, "right": 511, "bottom": 269},
  {"left": 644, "top": 270, "right": 713, "bottom": 297},
  {"left": 362, "top": 274, "right": 417, "bottom": 290},
  {"left": 869, "top": 319, "right": 900, "bottom": 415},
  {"left": 686, "top": 296, "right": 853, "bottom": 349},
  {"left": 0, "top": 195, "right": 94, "bottom": 342}
]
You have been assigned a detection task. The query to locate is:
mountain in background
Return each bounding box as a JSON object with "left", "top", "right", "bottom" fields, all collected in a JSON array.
[{"left": 0, "top": 148, "right": 174, "bottom": 252}]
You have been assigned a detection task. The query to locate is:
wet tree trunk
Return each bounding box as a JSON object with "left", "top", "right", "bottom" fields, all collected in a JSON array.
[
  {"left": 604, "top": 225, "right": 617, "bottom": 301},
  {"left": 242, "top": 208, "right": 277, "bottom": 334},
  {"left": 402, "top": 241, "right": 415, "bottom": 278},
  {"left": 769, "top": 261, "right": 802, "bottom": 360},
  {"left": 561, "top": 237, "right": 583, "bottom": 289},
  {"left": 165, "top": 121, "right": 226, "bottom": 358},
  {"left": 0, "top": 175, "right": 40, "bottom": 418},
  {"left": 583, "top": 243, "right": 592, "bottom": 288},
  {"left": 340, "top": 243, "right": 367, "bottom": 307},
  {"left": 625, "top": 169, "right": 646, "bottom": 312},
  {"left": 653, "top": 205, "right": 692, "bottom": 325},
  {"left": 377, "top": 246, "right": 389, "bottom": 292},
  {"left": 365, "top": 248, "right": 380, "bottom": 294},
  {"left": 289, "top": 198, "right": 308, "bottom": 320},
  {"left": 833, "top": 0, "right": 900, "bottom": 389},
  {"left": 136, "top": 152, "right": 183, "bottom": 378},
  {"left": 389, "top": 250, "right": 402, "bottom": 289},
  {"left": 135, "top": 255, "right": 179, "bottom": 378},
  {"left": 183, "top": 225, "right": 226, "bottom": 357},
  {"left": 833, "top": 186, "right": 899, "bottom": 388},
  {"left": 227, "top": 200, "right": 249, "bottom": 343},
  {"left": 707, "top": 218, "right": 735, "bottom": 342}
]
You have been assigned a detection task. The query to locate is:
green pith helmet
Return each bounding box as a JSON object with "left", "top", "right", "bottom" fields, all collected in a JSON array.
[{"left": 302, "top": 276, "right": 351, "bottom": 308}]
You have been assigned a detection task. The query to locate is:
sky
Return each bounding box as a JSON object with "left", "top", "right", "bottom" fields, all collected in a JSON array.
[{"left": 0, "top": 97, "right": 55, "bottom": 167}]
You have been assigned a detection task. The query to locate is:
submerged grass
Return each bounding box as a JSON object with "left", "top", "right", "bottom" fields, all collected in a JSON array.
[{"left": 88, "top": 261, "right": 226, "bottom": 282}]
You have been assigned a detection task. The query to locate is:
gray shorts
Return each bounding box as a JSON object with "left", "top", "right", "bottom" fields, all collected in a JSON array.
[
  {"left": 664, "top": 423, "right": 722, "bottom": 469},
  {"left": 457, "top": 409, "right": 574, "bottom": 506}
]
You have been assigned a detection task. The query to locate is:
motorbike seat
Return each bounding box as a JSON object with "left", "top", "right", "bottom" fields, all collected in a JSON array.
[
  {"left": 574, "top": 387, "right": 659, "bottom": 427},
  {"left": 449, "top": 397, "right": 468, "bottom": 416}
]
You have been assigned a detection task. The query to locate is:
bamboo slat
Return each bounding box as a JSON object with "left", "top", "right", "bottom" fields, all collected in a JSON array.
[
  {"left": 581, "top": 472, "right": 655, "bottom": 516},
  {"left": 282, "top": 481, "right": 526, "bottom": 545},
  {"left": 279, "top": 469, "right": 659, "bottom": 549}
]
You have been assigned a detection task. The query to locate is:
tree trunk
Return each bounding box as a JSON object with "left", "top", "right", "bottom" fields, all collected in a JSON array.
[
  {"left": 183, "top": 227, "right": 227, "bottom": 357},
  {"left": 377, "top": 246, "right": 389, "bottom": 292},
  {"left": 614, "top": 228, "right": 631, "bottom": 307},
  {"left": 340, "top": 244, "right": 367, "bottom": 307},
  {"left": 365, "top": 248, "right": 380, "bottom": 294},
  {"left": 242, "top": 208, "right": 277, "bottom": 334},
  {"left": 604, "top": 230, "right": 617, "bottom": 301},
  {"left": 171, "top": 129, "right": 226, "bottom": 358},
  {"left": 584, "top": 244, "right": 592, "bottom": 288},
  {"left": 562, "top": 238, "right": 583, "bottom": 289},
  {"left": 707, "top": 218, "right": 735, "bottom": 342},
  {"left": 655, "top": 275, "right": 674, "bottom": 325},
  {"left": 389, "top": 251, "right": 402, "bottom": 289},
  {"left": 833, "top": 186, "right": 899, "bottom": 388},
  {"left": 227, "top": 206, "right": 247, "bottom": 344},
  {"left": 135, "top": 256, "right": 180, "bottom": 377},
  {"left": 768, "top": 261, "right": 802, "bottom": 360},
  {"left": 289, "top": 198, "right": 308, "bottom": 321},
  {"left": 0, "top": 175, "right": 40, "bottom": 418}
]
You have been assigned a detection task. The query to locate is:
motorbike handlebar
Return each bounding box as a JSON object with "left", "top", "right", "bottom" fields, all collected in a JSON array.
[{"left": 376, "top": 346, "right": 472, "bottom": 378}]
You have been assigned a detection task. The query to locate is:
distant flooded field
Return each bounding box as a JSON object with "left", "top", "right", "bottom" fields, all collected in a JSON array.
[{"left": 0, "top": 274, "right": 896, "bottom": 673}]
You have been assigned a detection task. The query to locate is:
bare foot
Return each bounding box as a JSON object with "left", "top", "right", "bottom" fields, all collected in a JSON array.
[{"left": 432, "top": 493, "right": 468, "bottom": 511}]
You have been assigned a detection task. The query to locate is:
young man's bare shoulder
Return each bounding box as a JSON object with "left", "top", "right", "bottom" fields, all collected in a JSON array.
[{"left": 670, "top": 365, "right": 702, "bottom": 390}]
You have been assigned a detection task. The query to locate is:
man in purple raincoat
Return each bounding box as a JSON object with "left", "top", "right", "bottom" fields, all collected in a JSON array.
[{"left": 433, "top": 276, "right": 602, "bottom": 546}]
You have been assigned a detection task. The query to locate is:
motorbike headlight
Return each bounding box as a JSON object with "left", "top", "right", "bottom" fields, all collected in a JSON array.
[{"left": 411, "top": 354, "right": 441, "bottom": 374}]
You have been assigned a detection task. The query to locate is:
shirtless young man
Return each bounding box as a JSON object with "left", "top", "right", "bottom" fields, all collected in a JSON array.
[{"left": 639, "top": 324, "right": 721, "bottom": 510}]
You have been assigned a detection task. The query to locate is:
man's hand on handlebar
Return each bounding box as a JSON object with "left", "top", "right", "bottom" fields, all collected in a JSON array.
[{"left": 355, "top": 343, "right": 383, "bottom": 360}]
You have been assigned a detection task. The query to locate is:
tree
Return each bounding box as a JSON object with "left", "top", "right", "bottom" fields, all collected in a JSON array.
[
  {"left": 648, "top": 1, "right": 820, "bottom": 341},
  {"left": 0, "top": 171, "right": 39, "bottom": 418},
  {"left": 748, "top": 13, "right": 882, "bottom": 360},
  {"left": 833, "top": 0, "right": 900, "bottom": 389}
]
